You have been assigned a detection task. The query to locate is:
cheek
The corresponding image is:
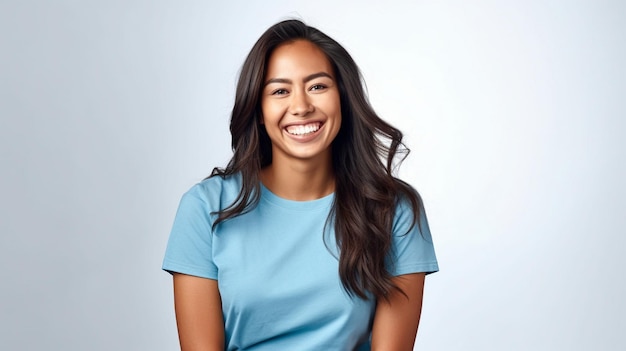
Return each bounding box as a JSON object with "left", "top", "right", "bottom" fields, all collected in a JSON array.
[
  {"left": 330, "top": 95, "right": 342, "bottom": 136},
  {"left": 325, "top": 94, "right": 342, "bottom": 118},
  {"left": 261, "top": 101, "right": 283, "bottom": 124}
]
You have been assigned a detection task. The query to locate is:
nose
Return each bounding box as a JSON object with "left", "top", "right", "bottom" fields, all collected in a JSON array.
[{"left": 288, "top": 90, "right": 314, "bottom": 116}]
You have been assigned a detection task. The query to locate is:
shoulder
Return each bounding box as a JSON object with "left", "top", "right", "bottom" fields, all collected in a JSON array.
[
  {"left": 166, "top": 173, "right": 243, "bottom": 245},
  {"left": 183, "top": 173, "right": 242, "bottom": 211},
  {"left": 392, "top": 184, "right": 424, "bottom": 230},
  {"left": 388, "top": 191, "right": 439, "bottom": 276}
]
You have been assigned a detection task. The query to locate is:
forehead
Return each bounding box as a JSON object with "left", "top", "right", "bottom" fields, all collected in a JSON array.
[{"left": 265, "top": 40, "right": 334, "bottom": 78}]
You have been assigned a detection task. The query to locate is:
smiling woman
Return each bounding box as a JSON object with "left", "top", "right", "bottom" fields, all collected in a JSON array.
[{"left": 162, "top": 19, "right": 438, "bottom": 350}]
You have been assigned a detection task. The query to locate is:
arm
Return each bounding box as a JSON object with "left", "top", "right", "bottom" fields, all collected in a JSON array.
[
  {"left": 371, "top": 273, "right": 426, "bottom": 351},
  {"left": 173, "top": 273, "right": 225, "bottom": 351}
]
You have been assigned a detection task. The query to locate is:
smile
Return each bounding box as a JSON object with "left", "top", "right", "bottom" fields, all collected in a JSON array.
[{"left": 285, "top": 122, "right": 322, "bottom": 136}]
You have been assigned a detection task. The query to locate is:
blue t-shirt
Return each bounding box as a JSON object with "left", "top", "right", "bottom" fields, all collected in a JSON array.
[{"left": 163, "top": 175, "right": 438, "bottom": 350}]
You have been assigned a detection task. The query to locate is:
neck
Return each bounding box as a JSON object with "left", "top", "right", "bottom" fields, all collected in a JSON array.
[{"left": 260, "top": 155, "right": 335, "bottom": 201}]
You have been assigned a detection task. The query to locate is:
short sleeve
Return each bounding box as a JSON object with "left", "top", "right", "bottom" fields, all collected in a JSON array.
[
  {"left": 162, "top": 186, "right": 218, "bottom": 279},
  {"left": 386, "top": 199, "right": 439, "bottom": 276}
]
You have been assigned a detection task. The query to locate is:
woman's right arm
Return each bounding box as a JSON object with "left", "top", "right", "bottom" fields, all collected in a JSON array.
[{"left": 173, "top": 273, "right": 225, "bottom": 351}]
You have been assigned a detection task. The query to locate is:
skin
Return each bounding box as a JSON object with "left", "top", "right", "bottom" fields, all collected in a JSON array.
[
  {"left": 173, "top": 40, "right": 426, "bottom": 350},
  {"left": 371, "top": 273, "right": 426, "bottom": 350},
  {"left": 173, "top": 274, "right": 223, "bottom": 351}
]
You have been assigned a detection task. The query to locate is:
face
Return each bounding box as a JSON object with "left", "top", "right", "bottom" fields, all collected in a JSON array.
[{"left": 261, "top": 40, "right": 342, "bottom": 166}]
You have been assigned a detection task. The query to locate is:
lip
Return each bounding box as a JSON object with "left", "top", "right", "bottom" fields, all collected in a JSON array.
[{"left": 282, "top": 121, "right": 325, "bottom": 142}]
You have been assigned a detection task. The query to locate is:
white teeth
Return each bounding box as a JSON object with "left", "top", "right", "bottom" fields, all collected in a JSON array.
[{"left": 286, "top": 123, "right": 321, "bottom": 135}]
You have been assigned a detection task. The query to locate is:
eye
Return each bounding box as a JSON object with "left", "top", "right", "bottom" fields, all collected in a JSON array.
[
  {"left": 309, "top": 84, "right": 327, "bottom": 92},
  {"left": 271, "top": 88, "right": 289, "bottom": 96}
]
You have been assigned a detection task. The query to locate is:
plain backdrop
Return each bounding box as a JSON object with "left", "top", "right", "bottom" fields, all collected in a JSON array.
[{"left": 1, "top": 1, "right": 624, "bottom": 350}]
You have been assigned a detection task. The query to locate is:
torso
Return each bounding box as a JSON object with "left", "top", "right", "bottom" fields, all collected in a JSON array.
[{"left": 214, "top": 181, "right": 374, "bottom": 350}]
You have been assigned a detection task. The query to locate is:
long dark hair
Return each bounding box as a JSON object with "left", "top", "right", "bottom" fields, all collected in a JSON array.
[{"left": 211, "top": 19, "right": 423, "bottom": 300}]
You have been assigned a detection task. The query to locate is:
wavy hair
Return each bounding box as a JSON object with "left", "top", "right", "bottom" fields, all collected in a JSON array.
[{"left": 210, "top": 19, "right": 423, "bottom": 300}]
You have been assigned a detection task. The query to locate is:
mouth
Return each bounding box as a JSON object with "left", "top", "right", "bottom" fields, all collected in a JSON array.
[{"left": 284, "top": 122, "right": 323, "bottom": 136}]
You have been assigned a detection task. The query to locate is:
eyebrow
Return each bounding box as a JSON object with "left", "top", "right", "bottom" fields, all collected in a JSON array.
[{"left": 264, "top": 72, "right": 333, "bottom": 86}]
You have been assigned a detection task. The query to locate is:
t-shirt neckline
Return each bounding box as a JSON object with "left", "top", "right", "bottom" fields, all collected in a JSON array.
[{"left": 260, "top": 182, "right": 335, "bottom": 211}]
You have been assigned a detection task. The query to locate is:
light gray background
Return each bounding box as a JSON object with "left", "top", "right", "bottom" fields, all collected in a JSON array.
[{"left": 1, "top": 1, "right": 624, "bottom": 350}]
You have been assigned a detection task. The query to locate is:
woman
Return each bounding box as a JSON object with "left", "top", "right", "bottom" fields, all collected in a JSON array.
[{"left": 163, "top": 19, "right": 438, "bottom": 350}]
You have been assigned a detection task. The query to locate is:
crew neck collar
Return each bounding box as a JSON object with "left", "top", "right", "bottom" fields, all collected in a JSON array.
[{"left": 260, "top": 183, "right": 334, "bottom": 211}]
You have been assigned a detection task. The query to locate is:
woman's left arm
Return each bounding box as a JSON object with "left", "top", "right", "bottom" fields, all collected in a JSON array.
[{"left": 371, "top": 272, "right": 426, "bottom": 351}]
